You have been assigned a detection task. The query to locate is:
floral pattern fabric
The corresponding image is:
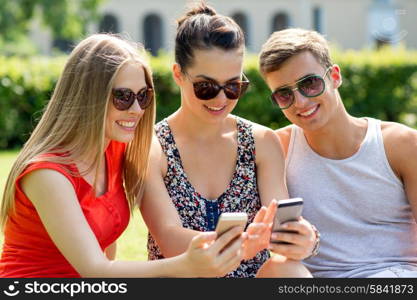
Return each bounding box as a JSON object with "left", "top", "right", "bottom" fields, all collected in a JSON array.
[{"left": 147, "top": 117, "right": 269, "bottom": 277}]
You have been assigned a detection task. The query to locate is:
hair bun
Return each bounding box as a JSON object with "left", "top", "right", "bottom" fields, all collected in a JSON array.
[
  {"left": 177, "top": 1, "right": 217, "bottom": 27},
  {"left": 186, "top": 2, "right": 216, "bottom": 17}
]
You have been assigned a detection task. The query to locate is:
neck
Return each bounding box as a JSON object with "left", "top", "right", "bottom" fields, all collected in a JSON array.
[
  {"left": 169, "top": 107, "right": 233, "bottom": 141},
  {"left": 303, "top": 105, "right": 367, "bottom": 159}
]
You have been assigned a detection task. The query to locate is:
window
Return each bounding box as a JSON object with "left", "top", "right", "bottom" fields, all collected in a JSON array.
[
  {"left": 313, "top": 7, "right": 323, "bottom": 33},
  {"left": 143, "top": 14, "right": 163, "bottom": 56},
  {"left": 231, "top": 12, "right": 250, "bottom": 47},
  {"left": 99, "top": 14, "right": 119, "bottom": 33},
  {"left": 272, "top": 12, "right": 290, "bottom": 33}
]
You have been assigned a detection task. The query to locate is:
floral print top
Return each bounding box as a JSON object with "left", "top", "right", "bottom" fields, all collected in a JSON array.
[{"left": 147, "top": 116, "right": 269, "bottom": 277}]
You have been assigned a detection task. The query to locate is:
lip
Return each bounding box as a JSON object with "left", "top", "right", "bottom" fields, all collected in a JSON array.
[
  {"left": 297, "top": 104, "right": 320, "bottom": 119},
  {"left": 116, "top": 119, "right": 138, "bottom": 132},
  {"left": 203, "top": 104, "right": 227, "bottom": 115}
]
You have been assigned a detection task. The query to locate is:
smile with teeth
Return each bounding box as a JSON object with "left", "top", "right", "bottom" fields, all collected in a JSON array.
[
  {"left": 299, "top": 105, "right": 319, "bottom": 117},
  {"left": 205, "top": 105, "right": 226, "bottom": 111},
  {"left": 116, "top": 120, "right": 136, "bottom": 128}
]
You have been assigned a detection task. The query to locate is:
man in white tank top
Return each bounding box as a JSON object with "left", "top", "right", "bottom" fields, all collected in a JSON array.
[{"left": 257, "top": 28, "right": 417, "bottom": 278}]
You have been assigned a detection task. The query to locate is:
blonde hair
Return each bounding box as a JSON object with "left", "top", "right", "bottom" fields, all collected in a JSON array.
[
  {"left": 1, "top": 34, "right": 156, "bottom": 228},
  {"left": 259, "top": 28, "right": 332, "bottom": 75}
]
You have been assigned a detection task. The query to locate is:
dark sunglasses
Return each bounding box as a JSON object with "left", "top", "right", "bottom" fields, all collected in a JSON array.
[
  {"left": 112, "top": 87, "right": 153, "bottom": 110},
  {"left": 187, "top": 73, "right": 250, "bottom": 100},
  {"left": 271, "top": 67, "right": 332, "bottom": 109}
]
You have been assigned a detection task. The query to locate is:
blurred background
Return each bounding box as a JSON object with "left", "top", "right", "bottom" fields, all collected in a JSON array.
[
  {"left": 18, "top": 0, "right": 417, "bottom": 55},
  {"left": 1, "top": 0, "right": 417, "bottom": 260}
]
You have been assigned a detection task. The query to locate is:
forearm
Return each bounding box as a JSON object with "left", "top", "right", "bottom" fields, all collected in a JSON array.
[
  {"left": 81, "top": 253, "right": 192, "bottom": 278},
  {"left": 155, "top": 225, "right": 200, "bottom": 258}
]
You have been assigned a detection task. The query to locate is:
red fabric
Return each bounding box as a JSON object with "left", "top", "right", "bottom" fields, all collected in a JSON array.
[{"left": 0, "top": 141, "right": 130, "bottom": 277}]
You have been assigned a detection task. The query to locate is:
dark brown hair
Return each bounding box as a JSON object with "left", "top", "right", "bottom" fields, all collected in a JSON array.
[
  {"left": 259, "top": 28, "right": 333, "bottom": 75},
  {"left": 175, "top": 1, "right": 245, "bottom": 72}
]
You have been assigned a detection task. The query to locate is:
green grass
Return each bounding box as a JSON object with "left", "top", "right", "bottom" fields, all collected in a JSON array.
[{"left": 0, "top": 150, "right": 148, "bottom": 261}]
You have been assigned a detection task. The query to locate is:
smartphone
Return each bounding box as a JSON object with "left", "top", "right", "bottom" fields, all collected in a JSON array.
[
  {"left": 271, "top": 198, "right": 303, "bottom": 243},
  {"left": 215, "top": 212, "right": 248, "bottom": 236}
]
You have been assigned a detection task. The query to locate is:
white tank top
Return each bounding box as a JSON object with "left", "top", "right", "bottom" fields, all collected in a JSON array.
[{"left": 286, "top": 118, "right": 417, "bottom": 277}]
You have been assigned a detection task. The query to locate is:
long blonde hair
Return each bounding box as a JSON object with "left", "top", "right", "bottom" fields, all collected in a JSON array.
[{"left": 1, "top": 34, "right": 156, "bottom": 228}]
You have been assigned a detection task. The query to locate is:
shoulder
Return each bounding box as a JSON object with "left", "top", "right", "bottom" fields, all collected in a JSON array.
[
  {"left": 381, "top": 121, "right": 417, "bottom": 152},
  {"left": 244, "top": 120, "right": 284, "bottom": 163},
  {"left": 248, "top": 120, "right": 281, "bottom": 148},
  {"left": 275, "top": 125, "right": 293, "bottom": 156},
  {"left": 380, "top": 121, "right": 417, "bottom": 177},
  {"left": 20, "top": 168, "right": 77, "bottom": 204},
  {"left": 149, "top": 133, "right": 167, "bottom": 176}
]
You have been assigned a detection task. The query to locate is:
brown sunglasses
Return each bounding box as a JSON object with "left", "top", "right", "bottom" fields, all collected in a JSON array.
[
  {"left": 112, "top": 87, "right": 153, "bottom": 110},
  {"left": 186, "top": 73, "right": 250, "bottom": 100}
]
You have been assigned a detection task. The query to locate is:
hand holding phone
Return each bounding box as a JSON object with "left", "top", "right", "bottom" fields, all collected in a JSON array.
[
  {"left": 215, "top": 212, "right": 248, "bottom": 236},
  {"left": 271, "top": 198, "right": 303, "bottom": 244}
]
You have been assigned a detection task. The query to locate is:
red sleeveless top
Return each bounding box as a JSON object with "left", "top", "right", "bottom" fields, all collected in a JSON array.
[{"left": 0, "top": 141, "right": 130, "bottom": 277}]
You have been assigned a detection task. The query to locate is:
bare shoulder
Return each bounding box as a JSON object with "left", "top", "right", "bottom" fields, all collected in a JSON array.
[
  {"left": 149, "top": 134, "right": 167, "bottom": 176},
  {"left": 20, "top": 168, "right": 76, "bottom": 204},
  {"left": 21, "top": 168, "right": 71, "bottom": 188},
  {"left": 381, "top": 121, "right": 417, "bottom": 153},
  {"left": 381, "top": 121, "right": 417, "bottom": 178},
  {"left": 250, "top": 121, "right": 284, "bottom": 163},
  {"left": 251, "top": 122, "right": 281, "bottom": 147},
  {"left": 275, "top": 125, "right": 293, "bottom": 156}
]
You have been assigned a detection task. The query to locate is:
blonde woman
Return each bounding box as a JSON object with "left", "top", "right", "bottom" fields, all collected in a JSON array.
[{"left": 0, "top": 34, "right": 246, "bottom": 278}]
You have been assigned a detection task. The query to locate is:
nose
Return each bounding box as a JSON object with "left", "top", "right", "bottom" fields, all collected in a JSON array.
[
  {"left": 292, "top": 89, "right": 309, "bottom": 109},
  {"left": 127, "top": 98, "right": 144, "bottom": 115},
  {"left": 213, "top": 88, "right": 229, "bottom": 103}
]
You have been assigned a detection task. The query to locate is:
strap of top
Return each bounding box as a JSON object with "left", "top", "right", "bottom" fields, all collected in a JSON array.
[{"left": 155, "top": 117, "right": 255, "bottom": 173}]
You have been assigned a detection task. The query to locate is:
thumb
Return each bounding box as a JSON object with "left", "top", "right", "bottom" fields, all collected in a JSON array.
[{"left": 190, "top": 232, "right": 217, "bottom": 249}]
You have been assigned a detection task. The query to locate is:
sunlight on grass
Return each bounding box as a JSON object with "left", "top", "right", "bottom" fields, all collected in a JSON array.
[{"left": 0, "top": 150, "right": 148, "bottom": 261}]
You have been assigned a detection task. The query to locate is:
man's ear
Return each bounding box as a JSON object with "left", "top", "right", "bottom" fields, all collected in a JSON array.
[
  {"left": 172, "top": 63, "right": 184, "bottom": 86},
  {"left": 329, "top": 64, "right": 343, "bottom": 88}
]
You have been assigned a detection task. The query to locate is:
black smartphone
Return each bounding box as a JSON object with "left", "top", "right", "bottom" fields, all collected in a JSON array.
[{"left": 271, "top": 198, "right": 303, "bottom": 244}]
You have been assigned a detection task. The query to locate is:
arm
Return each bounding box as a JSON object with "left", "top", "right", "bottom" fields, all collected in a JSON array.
[
  {"left": 251, "top": 125, "right": 316, "bottom": 260},
  {"left": 105, "top": 242, "right": 117, "bottom": 260},
  {"left": 139, "top": 138, "right": 202, "bottom": 257},
  {"left": 240, "top": 126, "right": 288, "bottom": 260},
  {"left": 21, "top": 168, "right": 245, "bottom": 277},
  {"left": 382, "top": 122, "right": 417, "bottom": 222}
]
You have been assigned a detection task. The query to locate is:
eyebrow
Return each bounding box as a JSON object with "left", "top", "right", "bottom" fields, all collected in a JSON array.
[
  {"left": 277, "top": 73, "right": 316, "bottom": 89},
  {"left": 195, "top": 74, "right": 241, "bottom": 82}
]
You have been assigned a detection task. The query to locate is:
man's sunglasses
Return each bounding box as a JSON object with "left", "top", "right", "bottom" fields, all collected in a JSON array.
[
  {"left": 187, "top": 73, "right": 250, "bottom": 100},
  {"left": 271, "top": 67, "right": 332, "bottom": 109},
  {"left": 112, "top": 87, "right": 153, "bottom": 110}
]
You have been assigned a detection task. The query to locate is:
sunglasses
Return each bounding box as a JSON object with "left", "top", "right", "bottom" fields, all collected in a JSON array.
[
  {"left": 186, "top": 73, "right": 250, "bottom": 100},
  {"left": 271, "top": 67, "right": 332, "bottom": 109},
  {"left": 112, "top": 87, "right": 153, "bottom": 111}
]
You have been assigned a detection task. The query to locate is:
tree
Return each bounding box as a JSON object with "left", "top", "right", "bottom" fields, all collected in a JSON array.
[{"left": 0, "top": 0, "right": 104, "bottom": 43}]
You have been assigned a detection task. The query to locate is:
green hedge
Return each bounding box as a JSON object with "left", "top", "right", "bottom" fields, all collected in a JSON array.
[{"left": 1, "top": 48, "right": 417, "bottom": 149}]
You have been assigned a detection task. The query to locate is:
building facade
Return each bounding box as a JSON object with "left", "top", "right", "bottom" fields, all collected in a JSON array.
[{"left": 31, "top": 0, "right": 417, "bottom": 55}]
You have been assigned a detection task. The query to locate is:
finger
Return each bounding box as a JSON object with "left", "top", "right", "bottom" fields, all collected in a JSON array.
[
  {"left": 264, "top": 199, "right": 278, "bottom": 223},
  {"left": 218, "top": 234, "right": 245, "bottom": 262},
  {"left": 247, "top": 223, "right": 266, "bottom": 235},
  {"left": 219, "top": 252, "right": 242, "bottom": 276},
  {"left": 190, "top": 232, "right": 217, "bottom": 249},
  {"left": 211, "top": 226, "right": 243, "bottom": 253},
  {"left": 268, "top": 243, "right": 305, "bottom": 257},
  {"left": 253, "top": 206, "right": 267, "bottom": 223},
  {"left": 271, "top": 231, "right": 304, "bottom": 245},
  {"left": 277, "top": 221, "right": 304, "bottom": 235}
]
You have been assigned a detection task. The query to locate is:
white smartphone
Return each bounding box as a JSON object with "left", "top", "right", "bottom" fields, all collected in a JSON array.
[
  {"left": 271, "top": 198, "right": 303, "bottom": 241},
  {"left": 215, "top": 212, "right": 248, "bottom": 236}
]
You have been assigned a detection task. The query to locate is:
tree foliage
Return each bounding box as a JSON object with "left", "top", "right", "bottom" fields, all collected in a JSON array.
[{"left": 0, "top": 0, "right": 104, "bottom": 42}]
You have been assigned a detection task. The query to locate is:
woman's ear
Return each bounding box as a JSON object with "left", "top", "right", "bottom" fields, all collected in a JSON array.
[
  {"left": 172, "top": 63, "right": 184, "bottom": 86},
  {"left": 329, "top": 64, "right": 343, "bottom": 88}
]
